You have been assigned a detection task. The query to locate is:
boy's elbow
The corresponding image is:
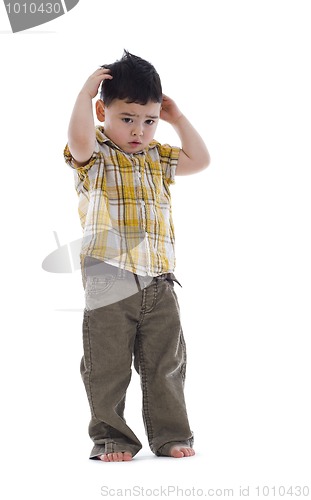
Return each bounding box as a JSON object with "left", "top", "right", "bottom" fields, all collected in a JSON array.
[
  {"left": 204, "top": 152, "right": 211, "bottom": 168},
  {"left": 199, "top": 151, "right": 211, "bottom": 171},
  {"left": 67, "top": 137, "right": 94, "bottom": 165},
  {"left": 176, "top": 149, "right": 211, "bottom": 175}
]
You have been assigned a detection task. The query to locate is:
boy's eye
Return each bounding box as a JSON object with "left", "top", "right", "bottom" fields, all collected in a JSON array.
[
  {"left": 122, "top": 118, "right": 133, "bottom": 123},
  {"left": 145, "top": 120, "right": 154, "bottom": 125}
]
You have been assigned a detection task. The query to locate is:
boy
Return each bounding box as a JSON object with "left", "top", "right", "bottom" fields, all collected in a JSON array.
[{"left": 64, "top": 51, "right": 210, "bottom": 462}]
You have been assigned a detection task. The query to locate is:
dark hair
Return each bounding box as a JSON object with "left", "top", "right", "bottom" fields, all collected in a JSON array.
[{"left": 100, "top": 50, "right": 162, "bottom": 106}]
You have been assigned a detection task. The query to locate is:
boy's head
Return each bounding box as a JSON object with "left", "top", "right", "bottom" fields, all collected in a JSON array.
[
  {"left": 99, "top": 50, "right": 162, "bottom": 106},
  {"left": 96, "top": 51, "right": 163, "bottom": 154}
]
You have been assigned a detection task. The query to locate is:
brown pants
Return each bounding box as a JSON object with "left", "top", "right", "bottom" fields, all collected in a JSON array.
[{"left": 81, "top": 259, "right": 193, "bottom": 458}]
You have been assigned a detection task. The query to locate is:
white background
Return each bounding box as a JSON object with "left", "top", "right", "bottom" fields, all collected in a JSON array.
[{"left": 1, "top": 1, "right": 311, "bottom": 498}]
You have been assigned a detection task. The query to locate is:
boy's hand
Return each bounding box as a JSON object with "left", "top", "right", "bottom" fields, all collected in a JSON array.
[
  {"left": 160, "top": 94, "right": 183, "bottom": 125},
  {"left": 161, "top": 95, "right": 210, "bottom": 175},
  {"left": 80, "top": 68, "right": 113, "bottom": 99}
]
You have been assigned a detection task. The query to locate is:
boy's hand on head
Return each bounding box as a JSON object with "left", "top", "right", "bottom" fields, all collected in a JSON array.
[
  {"left": 160, "top": 94, "right": 183, "bottom": 125},
  {"left": 80, "top": 68, "right": 113, "bottom": 100},
  {"left": 160, "top": 94, "right": 210, "bottom": 175},
  {"left": 68, "top": 68, "right": 113, "bottom": 165}
]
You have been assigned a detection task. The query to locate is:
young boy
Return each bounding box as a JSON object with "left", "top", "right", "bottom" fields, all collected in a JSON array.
[{"left": 64, "top": 51, "right": 210, "bottom": 462}]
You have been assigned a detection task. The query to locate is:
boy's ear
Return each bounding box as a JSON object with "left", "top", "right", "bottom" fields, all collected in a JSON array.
[{"left": 95, "top": 99, "right": 105, "bottom": 122}]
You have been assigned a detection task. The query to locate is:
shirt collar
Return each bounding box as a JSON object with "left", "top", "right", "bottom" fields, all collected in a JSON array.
[{"left": 96, "top": 126, "right": 158, "bottom": 153}]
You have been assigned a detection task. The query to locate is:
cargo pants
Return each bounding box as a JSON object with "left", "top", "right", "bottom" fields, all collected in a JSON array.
[{"left": 80, "top": 257, "right": 193, "bottom": 458}]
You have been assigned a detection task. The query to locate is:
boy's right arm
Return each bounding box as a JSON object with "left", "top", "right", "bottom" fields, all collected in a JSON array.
[{"left": 67, "top": 68, "right": 112, "bottom": 166}]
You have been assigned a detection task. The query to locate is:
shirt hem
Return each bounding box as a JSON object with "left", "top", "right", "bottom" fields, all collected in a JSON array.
[{"left": 81, "top": 253, "right": 175, "bottom": 278}]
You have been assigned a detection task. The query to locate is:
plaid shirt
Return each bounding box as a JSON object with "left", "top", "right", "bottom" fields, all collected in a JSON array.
[{"left": 64, "top": 126, "right": 180, "bottom": 276}]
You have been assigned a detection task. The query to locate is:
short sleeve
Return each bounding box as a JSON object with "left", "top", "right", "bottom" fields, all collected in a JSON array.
[
  {"left": 157, "top": 143, "right": 180, "bottom": 185},
  {"left": 63, "top": 141, "right": 99, "bottom": 172},
  {"left": 63, "top": 139, "right": 102, "bottom": 196}
]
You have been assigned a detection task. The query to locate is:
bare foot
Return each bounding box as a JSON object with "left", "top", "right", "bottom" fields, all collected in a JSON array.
[
  {"left": 170, "top": 446, "right": 195, "bottom": 458},
  {"left": 99, "top": 452, "right": 133, "bottom": 462}
]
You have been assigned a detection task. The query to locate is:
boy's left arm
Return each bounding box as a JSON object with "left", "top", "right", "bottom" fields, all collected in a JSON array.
[{"left": 160, "top": 94, "right": 211, "bottom": 175}]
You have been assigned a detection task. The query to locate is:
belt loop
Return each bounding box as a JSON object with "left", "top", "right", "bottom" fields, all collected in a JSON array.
[{"left": 134, "top": 273, "right": 142, "bottom": 292}]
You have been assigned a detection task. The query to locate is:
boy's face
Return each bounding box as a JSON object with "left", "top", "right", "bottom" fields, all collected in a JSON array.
[{"left": 96, "top": 99, "right": 161, "bottom": 154}]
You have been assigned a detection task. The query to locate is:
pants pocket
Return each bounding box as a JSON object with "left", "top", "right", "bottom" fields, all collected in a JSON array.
[{"left": 85, "top": 275, "right": 118, "bottom": 310}]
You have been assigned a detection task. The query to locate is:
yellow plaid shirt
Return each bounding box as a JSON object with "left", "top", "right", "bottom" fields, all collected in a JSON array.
[{"left": 64, "top": 126, "right": 180, "bottom": 276}]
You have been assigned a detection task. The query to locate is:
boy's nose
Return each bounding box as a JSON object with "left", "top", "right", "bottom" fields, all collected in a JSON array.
[{"left": 132, "top": 126, "right": 143, "bottom": 136}]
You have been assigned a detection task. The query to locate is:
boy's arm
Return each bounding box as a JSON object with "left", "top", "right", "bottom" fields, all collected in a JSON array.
[
  {"left": 160, "top": 94, "right": 210, "bottom": 175},
  {"left": 67, "top": 68, "right": 112, "bottom": 166}
]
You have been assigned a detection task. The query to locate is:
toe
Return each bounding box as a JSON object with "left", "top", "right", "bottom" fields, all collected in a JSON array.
[
  {"left": 123, "top": 452, "right": 133, "bottom": 461},
  {"left": 170, "top": 447, "right": 184, "bottom": 458},
  {"left": 180, "top": 447, "right": 195, "bottom": 457},
  {"left": 170, "top": 446, "right": 195, "bottom": 458},
  {"left": 96, "top": 451, "right": 133, "bottom": 462}
]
